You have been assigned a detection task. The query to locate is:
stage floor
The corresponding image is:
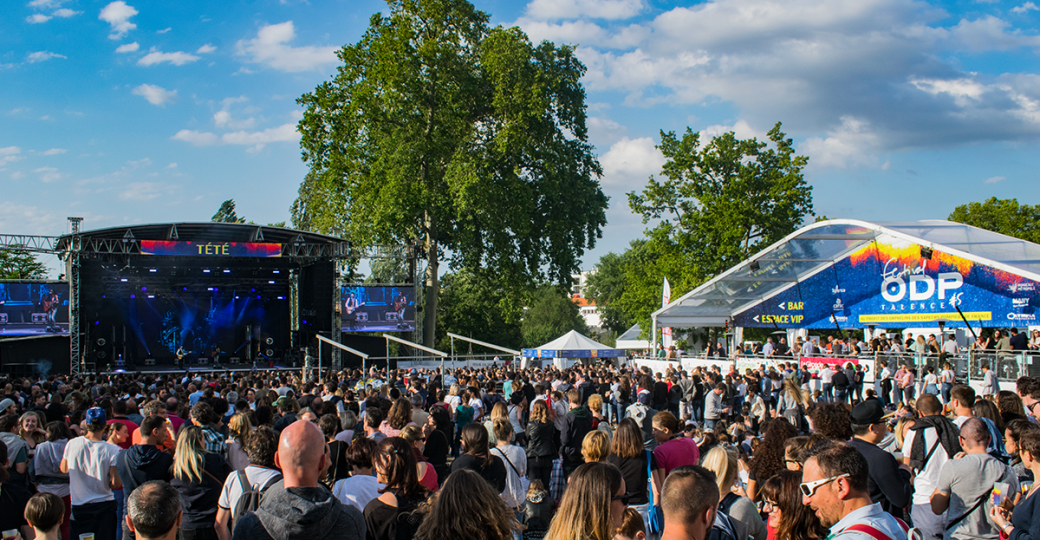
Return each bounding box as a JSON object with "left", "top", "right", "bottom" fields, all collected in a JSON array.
[
  {"left": 342, "top": 322, "right": 414, "bottom": 332},
  {"left": 102, "top": 362, "right": 302, "bottom": 375},
  {"left": 0, "top": 324, "right": 69, "bottom": 336}
]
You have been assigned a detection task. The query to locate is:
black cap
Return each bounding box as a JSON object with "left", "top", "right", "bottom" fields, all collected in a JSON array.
[{"left": 850, "top": 399, "right": 885, "bottom": 425}]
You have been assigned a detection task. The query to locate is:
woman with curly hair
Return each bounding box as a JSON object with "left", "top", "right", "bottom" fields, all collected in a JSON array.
[
  {"left": 413, "top": 468, "right": 515, "bottom": 540},
  {"left": 998, "top": 390, "right": 1028, "bottom": 426},
  {"left": 544, "top": 462, "right": 626, "bottom": 540},
  {"left": 761, "top": 469, "right": 828, "bottom": 540},
  {"left": 746, "top": 418, "right": 797, "bottom": 502},
  {"left": 807, "top": 402, "right": 853, "bottom": 440},
  {"left": 381, "top": 398, "right": 416, "bottom": 438}
]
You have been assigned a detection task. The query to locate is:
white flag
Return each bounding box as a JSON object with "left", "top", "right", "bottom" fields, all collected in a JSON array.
[{"left": 662, "top": 278, "right": 673, "bottom": 348}]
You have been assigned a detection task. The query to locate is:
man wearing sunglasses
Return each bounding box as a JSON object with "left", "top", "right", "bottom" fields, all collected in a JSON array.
[{"left": 801, "top": 445, "right": 909, "bottom": 540}]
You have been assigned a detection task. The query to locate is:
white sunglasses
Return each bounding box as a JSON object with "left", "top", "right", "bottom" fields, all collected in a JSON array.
[{"left": 800, "top": 473, "right": 849, "bottom": 497}]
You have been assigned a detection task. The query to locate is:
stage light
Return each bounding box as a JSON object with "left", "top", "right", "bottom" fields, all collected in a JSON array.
[
  {"left": 141, "top": 286, "right": 147, "bottom": 291},
  {"left": 130, "top": 294, "right": 136, "bottom": 299},
  {"left": 256, "top": 295, "right": 261, "bottom": 299},
  {"left": 223, "top": 269, "right": 231, "bottom": 273},
  {"left": 147, "top": 295, "right": 155, "bottom": 298},
  {"left": 94, "top": 321, "right": 100, "bottom": 325},
  {"left": 149, "top": 269, "right": 157, "bottom": 273},
  {"left": 251, "top": 288, "right": 256, "bottom": 292},
  {"left": 121, "top": 278, "right": 128, "bottom": 282},
  {"left": 183, "top": 287, "right": 187, "bottom": 291},
  {"left": 208, "top": 287, "right": 215, "bottom": 291},
  {"left": 268, "top": 281, "right": 275, "bottom": 284},
  {"left": 203, "top": 269, "right": 211, "bottom": 273},
  {"left": 278, "top": 296, "right": 286, "bottom": 299},
  {"left": 273, "top": 270, "right": 280, "bottom": 274}
]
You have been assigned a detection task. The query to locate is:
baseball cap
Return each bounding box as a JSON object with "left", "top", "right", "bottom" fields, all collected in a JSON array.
[
  {"left": 637, "top": 392, "right": 651, "bottom": 405},
  {"left": 850, "top": 399, "right": 885, "bottom": 425},
  {"left": 0, "top": 399, "right": 14, "bottom": 412},
  {"left": 274, "top": 396, "right": 293, "bottom": 410},
  {"left": 86, "top": 407, "right": 107, "bottom": 424}
]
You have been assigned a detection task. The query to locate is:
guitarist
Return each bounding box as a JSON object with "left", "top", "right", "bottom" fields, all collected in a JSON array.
[
  {"left": 393, "top": 291, "right": 408, "bottom": 329},
  {"left": 344, "top": 292, "right": 363, "bottom": 329},
  {"left": 41, "top": 287, "right": 60, "bottom": 332}
]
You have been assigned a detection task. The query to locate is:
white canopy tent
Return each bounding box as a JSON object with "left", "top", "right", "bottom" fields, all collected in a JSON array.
[
  {"left": 521, "top": 330, "right": 624, "bottom": 368},
  {"left": 616, "top": 324, "right": 650, "bottom": 350}
]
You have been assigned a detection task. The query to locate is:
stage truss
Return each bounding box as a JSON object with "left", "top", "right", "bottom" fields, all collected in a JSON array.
[{"left": 0, "top": 221, "right": 416, "bottom": 378}]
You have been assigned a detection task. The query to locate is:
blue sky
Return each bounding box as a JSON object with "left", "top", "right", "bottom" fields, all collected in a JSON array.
[{"left": 3, "top": 0, "right": 1040, "bottom": 277}]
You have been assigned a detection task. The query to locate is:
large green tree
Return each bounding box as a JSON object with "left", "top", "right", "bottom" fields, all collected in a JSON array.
[
  {"left": 583, "top": 243, "right": 641, "bottom": 334},
  {"left": 948, "top": 197, "right": 1040, "bottom": 243},
  {"left": 624, "top": 123, "right": 814, "bottom": 335},
  {"left": 211, "top": 199, "right": 246, "bottom": 223},
  {"left": 436, "top": 268, "right": 524, "bottom": 351},
  {"left": 521, "top": 285, "right": 586, "bottom": 347},
  {"left": 0, "top": 249, "right": 47, "bottom": 280},
  {"left": 295, "top": 0, "right": 608, "bottom": 347}
]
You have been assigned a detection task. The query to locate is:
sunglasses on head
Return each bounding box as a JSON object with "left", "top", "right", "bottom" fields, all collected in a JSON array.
[{"left": 799, "top": 473, "right": 849, "bottom": 497}]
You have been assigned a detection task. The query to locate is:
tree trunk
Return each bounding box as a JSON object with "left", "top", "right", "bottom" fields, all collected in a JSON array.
[{"left": 423, "top": 212, "right": 439, "bottom": 350}]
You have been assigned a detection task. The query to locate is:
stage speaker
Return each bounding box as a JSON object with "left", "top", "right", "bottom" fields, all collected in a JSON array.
[
  {"left": 144, "top": 358, "right": 155, "bottom": 366},
  {"left": 32, "top": 313, "right": 47, "bottom": 324},
  {"left": 386, "top": 312, "right": 398, "bottom": 322},
  {"left": 356, "top": 312, "right": 368, "bottom": 322},
  {"left": 0, "top": 314, "right": 7, "bottom": 324},
  {"left": 266, "top": 349, "right": 274, "bottom": 357}
]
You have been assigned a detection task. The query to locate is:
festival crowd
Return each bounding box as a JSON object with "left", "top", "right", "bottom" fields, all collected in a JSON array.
[{"left": 0, "top": 351, "right": 1038, "bottom": 540}]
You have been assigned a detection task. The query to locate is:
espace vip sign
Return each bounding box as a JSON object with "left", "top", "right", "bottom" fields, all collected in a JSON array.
[{"left": 734, "top": 234, "right": 1040, "bottom": 329}]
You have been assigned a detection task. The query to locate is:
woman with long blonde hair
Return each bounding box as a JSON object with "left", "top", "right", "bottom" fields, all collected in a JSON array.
[
  {"left": 171, "top": 426, "right": 233, "bottom": 540},
  {"left": 525, "top": 400, "right": 555, "bottom": 490},
  {"left": 19, "top": 411, "right": 47, "bottom": 458},
  {"left": 414, "top": 469, "right": 515, "bottom": 540},
  {"left": 486, "top": 401, "right": 509, "bottom": 444},
  {"left": 701, "top": 446, "right": 766, "bottom": 540},
  {"left": 544, "top": 462, "right": 627, "bottom": 540}
]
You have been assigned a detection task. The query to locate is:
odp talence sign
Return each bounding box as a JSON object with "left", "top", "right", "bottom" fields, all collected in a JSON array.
[{"left": 733, "top": 233, "right": 1040, "bottom": 329}]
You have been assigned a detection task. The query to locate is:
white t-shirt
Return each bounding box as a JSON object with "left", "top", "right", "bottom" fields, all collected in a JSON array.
[
  {"left": 63, "top": 437, "right": 120, "bottom": 506},
  {"left": 902, "top": 425, "right": 952, "bottom": 506},
  {"left": 821, "top": 368, "right": 834, "bottom": 384},
  {"left": 217, "top": 465, "right": 283, "bottom": 520},
  {"left": 332, "top": 474, "right": 385, "bottom": 512}
]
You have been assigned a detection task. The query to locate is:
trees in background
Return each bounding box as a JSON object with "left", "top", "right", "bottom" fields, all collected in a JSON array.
[
  {"left": 521, "top": 285, "right": 586, "bottom": 347},
  {"left": 0, "top": 249, "right": 47, "bottom": 280},
  {"left": 295, "top": 0, "right": 607, "bottom": 347},
  {"left": 948, "top": 197, "right": 1040, "bottom": 243}
]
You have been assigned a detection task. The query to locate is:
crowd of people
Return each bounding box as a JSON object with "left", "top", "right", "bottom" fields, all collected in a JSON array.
[{"left": 0, "top": 356, "right": 1038, "bottom": 540}]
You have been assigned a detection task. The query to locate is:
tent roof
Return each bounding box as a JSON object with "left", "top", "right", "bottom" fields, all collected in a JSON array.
[
  {"left": 617, "top": 324, "right": 643, "bottom": 342},
  {"left": 536, "top": 330, "right": 615, "bottom": 351},
  {"left": 653, "top": 219, "right": 1040, "bottom": 328}
]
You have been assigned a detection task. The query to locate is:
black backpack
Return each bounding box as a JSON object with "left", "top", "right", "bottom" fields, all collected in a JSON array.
[{"left": 232, "top": 471, "right": 282, "bottom": 532}]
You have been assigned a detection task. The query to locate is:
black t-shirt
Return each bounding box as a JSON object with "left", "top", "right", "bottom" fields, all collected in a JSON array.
[
  {"left": 171, "top": 452, "right": 233, "bottom": 529},
  {"left": 364, "top": 492, "right": 427, "bottom": 540},
  {"left": 606, "top": 451, "right": 657, "bottom": 506},
  {"left": 0, "top": 482, "right": 30, "bottom": 533},
  {"left": 422, "top": 429, "right": 449, "bottom": 467},
  {"left": 450, "top": 453, "right": 507, "bottom": 493}
]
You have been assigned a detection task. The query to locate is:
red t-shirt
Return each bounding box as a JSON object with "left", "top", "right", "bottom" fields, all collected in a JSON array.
[{"left": 653, "top": 437, "right": 700, "bottom": 477}]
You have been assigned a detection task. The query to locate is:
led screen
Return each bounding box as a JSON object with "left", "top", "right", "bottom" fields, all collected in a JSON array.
[
  {"left": 341, "top": 286, "right": 415, "bottom": 332},
  {"left": 0, "top": 281, "right": 69, "bottom": 336}
]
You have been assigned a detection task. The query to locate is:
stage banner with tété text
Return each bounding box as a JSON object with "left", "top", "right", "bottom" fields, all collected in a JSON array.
[{"left": 140, "top": 240, "right": 282, "bottom": 257}]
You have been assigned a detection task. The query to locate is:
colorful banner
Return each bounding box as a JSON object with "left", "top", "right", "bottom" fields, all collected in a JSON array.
[
  {"left": 732, "top": 232, "right": 1040, "bottom": 329},
  {"left": 662, "top": 278, "right": 673, "bottom": 348},
  {"left": 140, "top": 240, "right": 282, "bottom": 257}
]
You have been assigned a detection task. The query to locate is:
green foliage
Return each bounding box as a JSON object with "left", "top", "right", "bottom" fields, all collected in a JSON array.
[
  {"left": 366, "top": 259, "right": 411, "bottom": 284},
  {"left": 0, "top": 249, "right": 48, "bottom": 280},
  {"left": 948, "top": 197, "right": 1040, "bottom": 243},
  {"left": 435, "top": 268, "right": 524, "bottom": 351},
  {"left": 521, "top": 285, "right": 586, "bottom": 347},
  {"left": 584, "top": 243, "right": 641, "bottom": 334},
  {"left": 212, "top": 199, "right": 246, "bottom": 224},
  {"left": 623, "top": 123, "right": 814, "bottom": 336},
  {"left": 295, "top": 0, "right": 608, "bottom": 346}
]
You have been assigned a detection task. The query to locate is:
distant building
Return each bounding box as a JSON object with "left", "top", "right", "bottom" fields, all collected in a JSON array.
[{"left": 571, "top": 271, "right": 602, "bottom": 330}]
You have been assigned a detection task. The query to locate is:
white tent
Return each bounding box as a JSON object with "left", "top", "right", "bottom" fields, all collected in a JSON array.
[
  {"left": 521, "top": 330, "right": 624, "bottom": 369},
  {"left": 616, "top": 324, "right": 650, "bottom": 350}
]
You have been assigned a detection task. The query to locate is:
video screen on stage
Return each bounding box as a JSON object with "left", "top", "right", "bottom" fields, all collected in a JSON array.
[
  {"left": 341, "top": 285, "right": 415, "bottom": 332},
  {"left": 0, "top": 281, "right": 69, "bottom": 336}
]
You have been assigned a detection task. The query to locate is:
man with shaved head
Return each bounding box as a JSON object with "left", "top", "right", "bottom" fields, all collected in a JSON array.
[
  {"left": 930, "top": 417, "right": 1018, "bottom": 540},
  {"left": 231, "top": 420, "right": 366, "bottom": 540}
]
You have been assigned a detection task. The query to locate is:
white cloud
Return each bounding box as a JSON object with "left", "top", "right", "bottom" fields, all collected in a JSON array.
[
  {"left": 221, "top": 123, "right": 299, "bottom": 151},
  {"left": 99, "top": 1, "right": 138, "bottom": 40},
  {"left": 131, "top": 83, "right": 177, "bottom": 106},
  {"left": 27, "top": 14, "right": 52, "bottom": 23},
  {"left": 196, "top": 44, "right": 216, "bottom": 54},
  {"left": 10, "top": 172, "right": 25, "bottom": 180},
  {"left": 516, "top": 19, "right": 649, "bottom": 49},
  {"left": 698, "top": 120, "right": 766, "bottom": 143},
  {"left": 172, "top": 122, "right": 299, "bottom": 151},
  {"left": 0, "top": 147, "right": 22, "bottom": 165},
  {"left": 0, "top": 201, "right": 57, "bottom": 235},
  {"left": 984, "top": 175, "right": 1007, "bottom": 183},
  {"left": 115, "top": 42, "right": 139, "bottom": 53},
  {"left": 526, "top": 0, "right": 644, "bottom": 20},
  {"left": 157, "top": 27, "right": 171, "bottom": 34},
  {"left": 1013, "top": 2, "right": 1039, "bottom": 13},
  {"left": 53, "top": 8, "right": 79, "bottom": 17},
  {"left": 171, "top": 130, "right": 220, "bottom": 146},
  {"left": 167, "top": 162, "right": 177, "bottom": 168},
  {"left": 598, "top": 136, "right": 665, "bottom": 186},
  {"left": 801, "top": 116, "right": 881, "bottom": 169},
  {"left": 33, "top": 166, "right": 62, "bottom": 183},
  {"left": 26, "top": 51, "right": 66, "bottom": 63},
  {"left": 138, "top": 50, "right": 200, "bottom": 66},
  {"left": 213, "top": 110, "right": 256, "bottom": 130},
  {"left": 235, "top": 21, "right": 338, "bottom": 72},
  {"left": 39, "top": 148, "right": 66, "bottom": 155},
  {"left": 28, "top": 0, "right": 66, "bottom": 8}
]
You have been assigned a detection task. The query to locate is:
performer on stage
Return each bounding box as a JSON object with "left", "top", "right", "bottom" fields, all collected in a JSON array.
[
  {"left": 176, "top": 346, "right": 187, "bottom": 370},
  {"left": 344, "top": 291, "right": 363, "bottom": 329},
  {"left": 211, "top": 346, "right": 221, "bottom": 367},
  {"left": 41, "top": 287, "right": 60, "bottom": 332},
  {"left": 393, "top": 291, "right": 408, "bottom": 329}
]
